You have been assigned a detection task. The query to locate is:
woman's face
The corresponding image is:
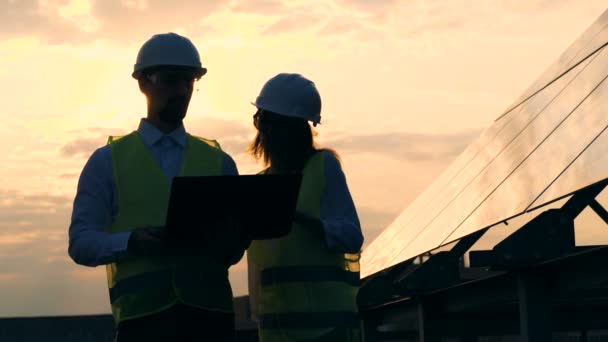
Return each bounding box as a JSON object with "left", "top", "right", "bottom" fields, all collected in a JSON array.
[
  {"left": 249, "top": 109, "right": 314, "bottom": 166},
  {"left": 253, "top": 109, "right": 279, "bottom": 134},
  {"left": 252, "top": 109, "right": 296, "bottom": 155}
]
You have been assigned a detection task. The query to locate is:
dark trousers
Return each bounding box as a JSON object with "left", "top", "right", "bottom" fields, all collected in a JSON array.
[{"left": 115, "top": 302, "right": 235, "bottom": 342}]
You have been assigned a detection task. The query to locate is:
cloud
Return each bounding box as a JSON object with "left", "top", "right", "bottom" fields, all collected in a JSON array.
[
  {"left": 60, "top": 128, "right": 127, "bottom": 157},
  {"left": 262, "top": 13, "right": 323, "bottom": 35},
  {"left": 90, "top": 0, "right": 225, "bottom": 43},
  {"left": 337, "top": 0, "right": 399, "bottom": 10},
  {"left": 0, "top": 232, "right": 40, "bottom": 246},
  {"left": 59, "top": 172, "right": 80, "bottom": 179},
  {"left": 0, "top": 0, "right": 226, "bottom": 44},
  {"left": 0, "top": 191, "right": 71, "bottom": 235},
  {"left": 231, "top": 0, "right": 285, "bottom": 14},
  {"left": 0, "top": 0, "right": 88, "bottom": 43},
  {"left": 60, "top": 137, "right": 105, "bottom": 157},
  {"left": 0, "top": 190, "right": 76, "bottom": 312},
  {"left": 407, "top": 17, "right": 466, "bottom": 37},
  {"left": 317, "top": 19, "right": 362, "bottom": 36},
  {"left": 500, "top": 0, "right": 572, "bottom": 13},
  {"left": 86, "top": 127, "right": 126, "bottom": 135},
  {"left": 0, "top": 0, "right": 598, "bottom": 46},
  {"left": 187, "top": 117, "right": 255, "bottom": 156},
  {"left": 323, "top": 130, "right": 480, "bottom": 161},
  {"left": 357, "top": 206, "right": 399, "bottom": 248}
]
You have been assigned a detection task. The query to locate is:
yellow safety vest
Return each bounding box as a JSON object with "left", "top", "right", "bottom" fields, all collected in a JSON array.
[
  {"left": 106, "top": 131, "right": 233, "bottom": 323},
  {"left": 248, "top": 152, "right": 361, "bottom": 341}
]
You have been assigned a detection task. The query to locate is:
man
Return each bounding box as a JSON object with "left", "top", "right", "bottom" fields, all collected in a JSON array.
[{"left": 68, "top": 32, "right": 247, "bottom": 341}]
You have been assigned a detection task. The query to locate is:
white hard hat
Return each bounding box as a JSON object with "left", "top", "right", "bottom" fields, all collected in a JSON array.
[
  {"left": 252, "top": 73, "right": 322, "bottom": 126},
  {"left": 132, "top": 32, "right": 207, "bottom": 79}
]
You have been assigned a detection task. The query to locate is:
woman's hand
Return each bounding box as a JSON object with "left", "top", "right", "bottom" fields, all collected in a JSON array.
[
  {"left": 293, "top": 211, "right": 325, "bottom": 238},
  {"left": 205, "top": 216, "right": 251, "bottom": 265}
]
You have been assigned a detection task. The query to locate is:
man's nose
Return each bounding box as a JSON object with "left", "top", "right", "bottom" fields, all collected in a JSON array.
[{"left": 175, "top": 81, "right": 192, "bottom": 96}]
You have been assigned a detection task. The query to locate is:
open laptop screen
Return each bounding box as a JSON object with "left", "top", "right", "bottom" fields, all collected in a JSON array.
[{"left": 165, "top": 174, "right": 302, "bottom": 243}]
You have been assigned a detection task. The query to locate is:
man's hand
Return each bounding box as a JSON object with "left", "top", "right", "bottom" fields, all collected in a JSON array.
[{"left": 128, "top": 226, "right": 170, "bottom": 256}]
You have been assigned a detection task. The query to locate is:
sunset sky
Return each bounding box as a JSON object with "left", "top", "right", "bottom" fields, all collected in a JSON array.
[{"left": 0, "top": 0, "right": 607, "bottom": 317}]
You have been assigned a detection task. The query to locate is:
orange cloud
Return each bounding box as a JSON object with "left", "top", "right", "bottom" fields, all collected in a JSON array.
[{"left": 0, "top": 232, "right": 40, "bottom": 245}]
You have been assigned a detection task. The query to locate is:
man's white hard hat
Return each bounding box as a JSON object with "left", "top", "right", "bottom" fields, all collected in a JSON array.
[{"left": 132, "top": 32, "right": 207, "bottom": 79}]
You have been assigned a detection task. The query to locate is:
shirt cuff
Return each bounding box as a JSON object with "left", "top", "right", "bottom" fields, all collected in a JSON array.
[
  {"left": 110, "top": 231, "right": 132, "bottom": 261},
  {"left": 320, "top": 219, "right": 363, "bottom": 254}
]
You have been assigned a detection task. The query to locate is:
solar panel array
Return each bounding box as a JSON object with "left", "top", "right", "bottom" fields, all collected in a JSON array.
[{"left": 362, "top": 9, "right": 608, "bottom": 279}]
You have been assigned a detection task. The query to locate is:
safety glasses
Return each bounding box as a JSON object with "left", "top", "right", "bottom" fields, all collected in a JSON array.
[{"left": 147, "top": 70, "right": 200, "bottom": 88}]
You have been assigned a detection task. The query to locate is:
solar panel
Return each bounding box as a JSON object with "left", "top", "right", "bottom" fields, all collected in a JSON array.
[
  {"left": 528, "top": 119, "right": 608, "bottom": 211},
  {"left": 360, "top": 69, "right": 577, "bottom": 273},
  {"left": 362, "top": 52, "right": 597, "bottom": 277},
  {"left": 361, "top": 9, "right": 608, "bottom": 279},
  {"left": 499, "top": 10, "right": 608, "bottom": 120},
  {"left": 358, "top": 119, "right": 514, "bottom": 274},
  {"left": 447, "top": 57, "right": 608, "bottom": 244},
  {"left": 390, "top": 52, "right": 607, "bottom": 268}
]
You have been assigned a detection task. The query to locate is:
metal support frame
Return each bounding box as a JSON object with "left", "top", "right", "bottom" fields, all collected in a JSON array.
[
  {"left": 359, "top": 182, "right": 608, "bottom": 341},
  {"left": 470, "top": 182, "right": 607, "bottom": 269},
  {"left": 518, "top": 272, "right": 552, "bottom": 342},
  {"left": 589, "top": 199, "right": 608, "bottom": 225},
  {"left": 561, "top": 181, "right": 606, "bottom": 221},
  {"left": 394, "top": 231, "right": 486, "bottom": 295},
  {"left": 358, "top": 244, "right": 608, "bottom": 340},
  {"left": 469, "top": 208, "right": 576, "bottom": 269},
  {"left": 360, "top": 231, "right": 486, "bottom": 341},
  {"left": 417, "top": 299, "right": 441, "bottom": 342}
]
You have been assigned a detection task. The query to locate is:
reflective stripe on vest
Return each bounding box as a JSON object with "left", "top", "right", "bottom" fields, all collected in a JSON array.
[
  {"left": 260, "top": 266, "right": 360, "bottom": 287},
  {"left": 259, "top": 312, "right": 360, "bottom": 329},
  {"left": 107, "top": 131, "right": 232, "bottom": 323},
  {"left": 109, "top": 269, "right": 172, "bottom": 304},
  {"left": 247, "top": 151, "right": 361, "bottom": 341}
]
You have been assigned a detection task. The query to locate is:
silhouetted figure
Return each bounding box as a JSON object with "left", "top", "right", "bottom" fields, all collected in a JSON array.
[
  {"left": 247, "top": 73, "right": 364, "bottom": 341},
  {"left": 68, "top": 32, "right": 248, "bottom": 341}
]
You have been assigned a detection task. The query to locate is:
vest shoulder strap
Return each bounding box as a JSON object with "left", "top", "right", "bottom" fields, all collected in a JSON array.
[
  {"left": 188, "top": 134, "right": 222, "bottom": 151},
  {"left": 107, "top": 131, "right": 137, "bottom": 145}
]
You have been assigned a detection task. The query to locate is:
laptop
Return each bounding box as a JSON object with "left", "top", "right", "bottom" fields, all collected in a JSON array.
[{"left": 165, "top": 174, "right": 303, "bottom": 244}]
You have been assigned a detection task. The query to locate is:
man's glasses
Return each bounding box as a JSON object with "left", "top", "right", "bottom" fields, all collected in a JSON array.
[{"left": 147, "top": 70, "right": 200, "bottom": 88}]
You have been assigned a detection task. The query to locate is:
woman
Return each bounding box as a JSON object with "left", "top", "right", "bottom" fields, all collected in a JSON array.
[{"left": 247, "top": 73, "right": 364, "bottom": 342}]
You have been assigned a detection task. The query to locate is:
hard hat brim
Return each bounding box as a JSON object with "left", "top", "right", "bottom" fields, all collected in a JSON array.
[
  {"left": 251, "top": 102, "right": 321, "bottom": 126},
  {"left": 132, "top": 65, "right": 207, "bottom": 79}
]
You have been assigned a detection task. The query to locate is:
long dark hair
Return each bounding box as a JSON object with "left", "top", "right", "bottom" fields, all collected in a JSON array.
[{"left": 248, "top": 109, "right": 339, "bottom": 172}]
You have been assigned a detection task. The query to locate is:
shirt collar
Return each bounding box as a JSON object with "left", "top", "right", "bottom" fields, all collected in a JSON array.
[{"left": 137, "top": 119, "right": 187, "bottom": 148}]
